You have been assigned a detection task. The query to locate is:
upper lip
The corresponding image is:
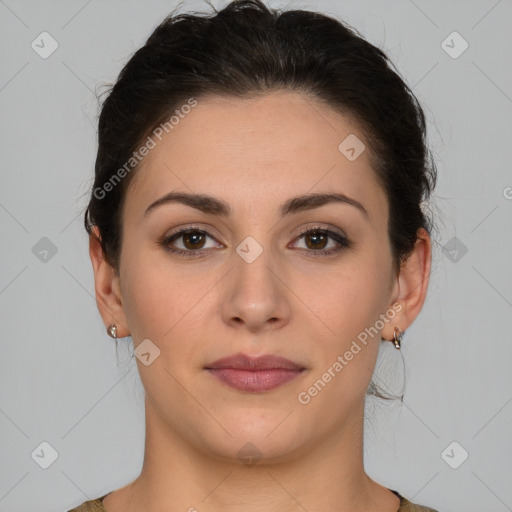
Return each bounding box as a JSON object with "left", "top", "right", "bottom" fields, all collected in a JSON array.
[{"left": 205, "top": 353, "right": 305, "bottom": 371}]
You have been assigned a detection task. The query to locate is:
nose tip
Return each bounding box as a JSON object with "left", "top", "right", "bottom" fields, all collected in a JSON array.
[{"left": 223, "top": 259, "right": 291, "bottom": 333}]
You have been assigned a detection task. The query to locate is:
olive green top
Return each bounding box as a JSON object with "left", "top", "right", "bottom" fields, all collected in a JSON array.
[{"left": 67, "top": 489, "right": 439, "bottom": 511}]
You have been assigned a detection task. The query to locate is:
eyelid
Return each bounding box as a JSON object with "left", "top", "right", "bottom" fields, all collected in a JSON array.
[
  {"left": 164, "top": 223, "right": 225, "bottom": 241},
  {"left": 293, "top": 223, "right": 346, "bottom": 238}
]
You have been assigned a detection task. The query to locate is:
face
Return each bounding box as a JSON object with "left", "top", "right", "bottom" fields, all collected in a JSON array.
[{"left": 107, "top": 91, "right": 402, "bottom": 462}]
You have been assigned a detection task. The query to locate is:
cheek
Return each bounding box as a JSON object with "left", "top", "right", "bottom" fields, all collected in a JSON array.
[
  {"left": 297, "top": 268, "right": 388, "bottom": 409},
  {"left": 120, "top": 255, "right": 204, "bottom": 396},
  {"left": 304, "top": 260, "right": 387, "bottom": 333},
  {"left": 120, "top": 245, "right": 218, "bottom": 358},
  {"left": 295, "top": 254, "right": 391, "bottom": 386},
  {"left": 119, "top": 245, "right": 181, "bottom": 340}
]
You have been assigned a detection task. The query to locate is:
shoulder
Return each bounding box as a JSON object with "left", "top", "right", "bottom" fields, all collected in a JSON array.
[
  {"left": 67, "top": 494, "right": 108, "bottom": 512},
  {"left": 67, "top": 491, "right": 440, "bottom": 512},
  {"left": 399, "top": 495, "right": 440, "bottom": 512}
]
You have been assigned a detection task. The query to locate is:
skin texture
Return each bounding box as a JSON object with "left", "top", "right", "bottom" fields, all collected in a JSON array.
[{"left": 89, "top": 90, "right": 431, "bottom": 512}]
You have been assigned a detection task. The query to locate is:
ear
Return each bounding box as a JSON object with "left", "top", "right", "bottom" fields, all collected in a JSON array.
[
  {"left": 382, "top": 227, "right": 432, "bottom": 341},
  {"left": 89, "top": 225, "right": 130, "bottom": 338}
]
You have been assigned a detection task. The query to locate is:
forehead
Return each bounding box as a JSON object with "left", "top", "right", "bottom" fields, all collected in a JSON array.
[{"left": 124, "top": 90, "right": 386, "bottom": 221}]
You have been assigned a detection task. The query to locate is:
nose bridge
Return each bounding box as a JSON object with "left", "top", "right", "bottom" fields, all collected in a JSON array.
[{"left": 233, "top": 232, "right": 279, "bottom": 297}]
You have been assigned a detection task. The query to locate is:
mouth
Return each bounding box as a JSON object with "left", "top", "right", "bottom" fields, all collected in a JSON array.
[{"left": 204, "top": 353, "right": 306, "bottom": 392}]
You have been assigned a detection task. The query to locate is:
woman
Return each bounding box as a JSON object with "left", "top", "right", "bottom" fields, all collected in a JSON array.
[{"left": 71, "top": 0, "right": 439, "bottom": 510}]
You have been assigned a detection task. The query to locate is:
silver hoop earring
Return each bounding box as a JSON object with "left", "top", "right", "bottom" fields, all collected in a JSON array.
[{"left": 392, "top": 327, "right": 403, "bottom": 350}]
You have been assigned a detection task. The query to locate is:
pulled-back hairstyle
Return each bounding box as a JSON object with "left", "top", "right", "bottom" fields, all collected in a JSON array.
[{"left": 84, "top": 0, "right": 437, "bottom": 400}]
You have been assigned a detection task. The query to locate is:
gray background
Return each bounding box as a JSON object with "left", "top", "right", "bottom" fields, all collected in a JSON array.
[{"left": 0, "top": 1, "right": 511, "bottom": 511}]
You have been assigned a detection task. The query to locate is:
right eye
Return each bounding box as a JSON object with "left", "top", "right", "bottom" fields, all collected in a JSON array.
[{"left": 160, "top": 227, "right": 223, "bottom": 257}]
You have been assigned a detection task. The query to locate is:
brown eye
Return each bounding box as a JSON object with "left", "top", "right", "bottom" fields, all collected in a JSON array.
[
  {"left": 303, "top": 230, "right": 329, "bottom": 250},
  {"left": 180, "top": 230, "right": 207, "bottom": 250},
  {"left": 292, "top": 227, "right": 351, "bottom": 256},
  {"left": 160, "top": 227, "right": 222, "bottom": 258}
]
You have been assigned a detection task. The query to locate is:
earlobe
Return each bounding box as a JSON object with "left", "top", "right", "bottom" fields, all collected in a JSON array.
[
  {"left": 89, "top": 226, "right": 130, "bottom": 338},
  {"left": 382, "top": 228, "right": 432, "bottom": 341}
]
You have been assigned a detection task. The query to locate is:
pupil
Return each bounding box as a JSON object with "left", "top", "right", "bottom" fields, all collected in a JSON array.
[
  {"left": 185, "top": 232, "right": 203, "bottom": 249},
  {"left": 307, "top": 231, "right": 326, "bottom": 249}
]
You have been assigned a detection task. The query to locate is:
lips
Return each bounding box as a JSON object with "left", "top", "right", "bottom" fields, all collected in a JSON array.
[
  {"left": 205, "top": 353, "right": 306, "bottom": 392},
  {"left": 206, "top": 353, "right": 304, "bottom": 371}
]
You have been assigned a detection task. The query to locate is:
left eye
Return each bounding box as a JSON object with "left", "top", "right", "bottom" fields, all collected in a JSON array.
[{"left": 291, "top": 228, "right": 350, "bottom": 254}]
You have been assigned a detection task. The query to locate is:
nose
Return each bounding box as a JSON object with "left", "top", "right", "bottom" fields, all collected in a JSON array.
[{"left": 221, "top": 246, "right": 292, "bottom": 333}]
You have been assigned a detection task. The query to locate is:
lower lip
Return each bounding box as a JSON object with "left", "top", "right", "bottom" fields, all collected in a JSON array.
[{"left": 206, "top": 368, "right": 304, "bottom": 392}]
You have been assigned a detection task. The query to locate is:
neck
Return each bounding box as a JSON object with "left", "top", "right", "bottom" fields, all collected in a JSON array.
[{"left": 107, "top": 398, "right": 399, "bottom": 512}]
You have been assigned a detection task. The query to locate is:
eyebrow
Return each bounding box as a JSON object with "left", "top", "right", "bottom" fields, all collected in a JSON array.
[{"left": 144, "top": 191, "right": 369, "bottom": 220}]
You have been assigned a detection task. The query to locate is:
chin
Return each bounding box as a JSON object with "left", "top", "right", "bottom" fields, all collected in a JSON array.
[{"left": 196, "top": 410, "right": 310, "bottom": 466}]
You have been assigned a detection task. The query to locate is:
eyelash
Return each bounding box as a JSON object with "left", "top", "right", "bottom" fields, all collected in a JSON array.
[{"left": 159, "top": 224, "right": 352, "bottom": 258}]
